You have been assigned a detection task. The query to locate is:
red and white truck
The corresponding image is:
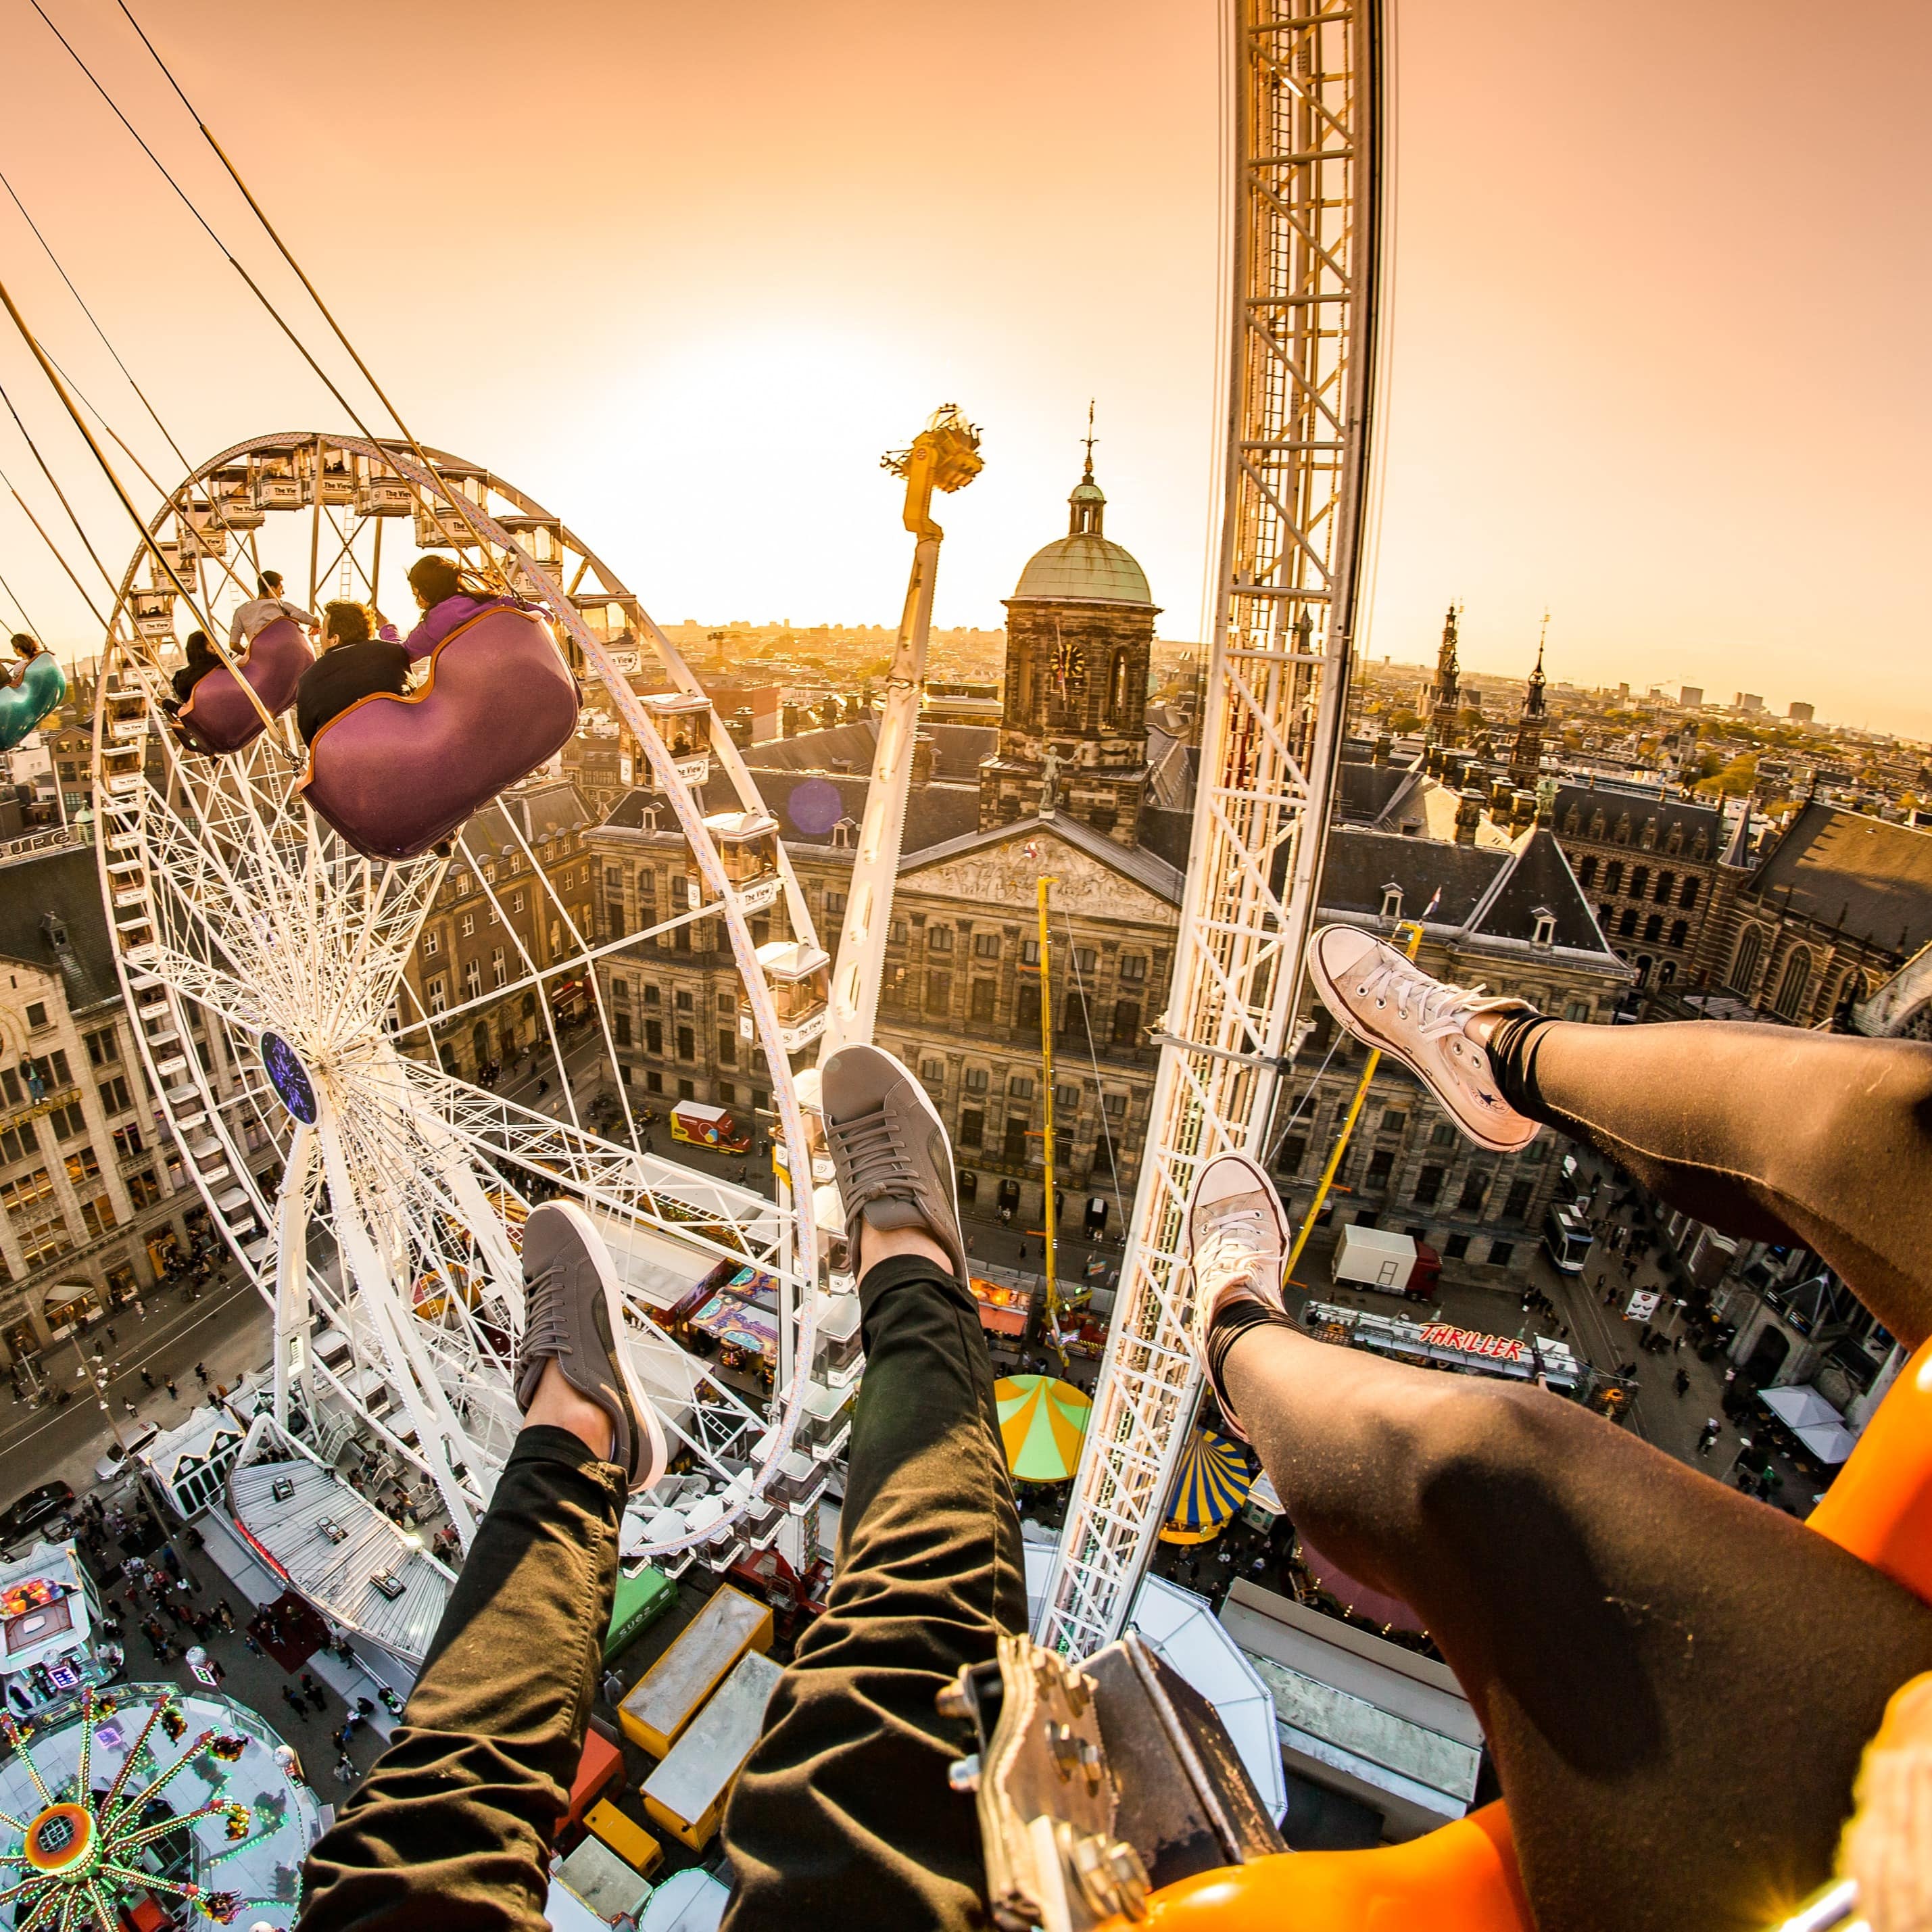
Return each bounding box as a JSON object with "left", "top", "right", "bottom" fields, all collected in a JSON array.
[{"left": 1330, "top": 1224, "right": 1443, "bottom": 1301}]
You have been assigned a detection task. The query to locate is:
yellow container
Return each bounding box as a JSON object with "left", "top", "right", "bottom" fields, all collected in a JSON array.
[
  {"left": 585, "top": 1799, "right": 661, "bottom": 1880},
  {"left": 618, "top": 1584, "right": 773, "bottom": 1758}
]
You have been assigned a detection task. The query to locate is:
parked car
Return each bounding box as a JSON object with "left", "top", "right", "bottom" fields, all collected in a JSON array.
[
  {"left": 0, "top": 1479, "right": 76, "bottom": 1545},
  {"left": 95, "top": 1422, "right": 162, "bottom": 1485}
]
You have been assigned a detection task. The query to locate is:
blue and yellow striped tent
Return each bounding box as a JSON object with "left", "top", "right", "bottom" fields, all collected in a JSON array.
[{"left": 1159, "top": 1428, "right": 1257, "bottom": 1545}]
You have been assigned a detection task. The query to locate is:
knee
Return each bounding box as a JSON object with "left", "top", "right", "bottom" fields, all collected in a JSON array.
[{"left": 1394, "top": 1380, "right": 1584, "bottom": 1522}]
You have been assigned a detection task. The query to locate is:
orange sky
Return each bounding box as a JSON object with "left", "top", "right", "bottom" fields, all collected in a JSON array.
[{"left": 0, "top": 1, "right": 1926, "bottom": 731}]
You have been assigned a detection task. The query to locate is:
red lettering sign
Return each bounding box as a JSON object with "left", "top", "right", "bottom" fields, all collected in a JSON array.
[{"left": 1420, "top": 1322, "right": 1525, "bottom": 1364}]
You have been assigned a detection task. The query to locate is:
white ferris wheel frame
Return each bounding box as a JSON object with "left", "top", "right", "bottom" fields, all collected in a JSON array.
[{"left": 88, "top": 429, "right": 827, "bottom": 1562}]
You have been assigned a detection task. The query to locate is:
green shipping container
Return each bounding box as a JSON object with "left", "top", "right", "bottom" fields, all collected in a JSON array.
[{"left": 605, "top": 1564, "right": 675, "bottom": 1660}]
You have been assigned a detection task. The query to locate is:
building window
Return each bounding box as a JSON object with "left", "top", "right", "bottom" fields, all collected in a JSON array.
[
  {"left": 1652, "top": 871, "right": 1674, "bottom": 904},
  {"left": 464, "top": 961, "right": 482, "bottom": 998},
  {"left": 1413, "top": 1164, "right": 1444, "bottom": 1205},
  {"left": 1003, "top": 1113, "right": 1030, "bottom": 1163},
  {"left": 1576, "top": 855, "right": 1597, "bottom": 889},
  {"left": 127, "top": 1168, "right": 160, "bottom": 1209},
  {"left": 642, "top": 983, "right": 660, "bottom": 1006},
  {"left": 677, "top": 1078, "right": 694, "bottom": 1101},
  {"left": 718, "top": 1028, "right": 738, "bottom": 1066},
  {"left": 512, "top": 892, "right": 525, "bottom": 915},
  {"left": 1603, "top": 861, "right": 1624, "bottom": 894},
  {"left": 614, "top": 1013, "right": 632, "bottom": 1048},
  {"left": 1276, "top": 1136, "right": 1306, "bottom": 1174},
  {"left": 0, "top": 1122, "right": 32, "bottom": 1165},
  {"left": 1773, "top": 948, "right": 1813, "bottom": 1020},
  {"left": 1503, "top": 1179, "right": 1534, "bottom": 1219},
  {"left": 646, "top": 1019, "right": 663, "bottom": 1055},
  {"left": 51, "top": 1103, "right": 86, "bottom": 1141},
  {"left": 1679, "top": 875, "right": 1700, "bottom": 909},
  {"left": 676, "top": 1026, "right": 694, "bottom": 1060},
  {"left": 1015, "top": 983, "right": 1041, "bottom": 1029},
  {"left": 1731, "top": 926, "right": 1764, "bottom": 994},
  {"left": 1111, "top": 1000, "right": 1141, "bottom": 1046},
  {"left": 925, "top": 970, "right": 952, "bottom": 1016},
  {"left": 1532, "top": 911, "right": 1556, "bottom": 946},
  {"left": 965, "top": 1067, "right": 990, "bottom": 1093},
  {"left": 427, "top": 975, "right": 448, "bottom": 1015},
  {"left": 1365, "top": 1148, "right": 1394, "bottom": 1188},
  {"left": 24, "top": 1001, "right": 48, "bottom": 1030},
  {"left": 1429, "top": 1121, "right": 1455, "bottom": 1146},
  {"left": 959, "top": 1108, "right": 984, "bottom": 1149},
  {"left": 926, "top": 926, "right": 954, "bottom": 955},
  {"left": 1009, "top": 1075, "right": 1034, "bottom": 1099},
  {"left": 1074, "top": 946, "right": 1097, "bottom": 975},
  {"left": 973, "top": 932, "right": 1001, "bottom": 959},
  {"left": 1020, "top": 939, "right": 1040, "bottom": 966},
  {"left": 1629, "top": 866, "right": 1649, "bottom": 900},
  {"left": 492, "top": 948, "right": 507, "bottom": 988},
  {"left": 645, "top": 1069, "right": 663, "bottom": 1094},
  {"left": 1103, "top": 1091, "right": 1126, "bottom": 1118},
  {"left": 1617, "top": 908, "right": 1637, "bottom": 937},
  {"left": 1487, "top": 1240, "right": 1514, "bottom": 1267},
  {"left": 460, "top": 913, "right": 476, "bottom": 938},
  {"left": 1380, "top": 884, "right": 1403, "bottom": 920},
  {"left": 1119, "top": 954, "right": 1147, "bottom": 984},
  {"left": 1457, "top": 1172, "right": 1491, "bottom": 1213},
  {"left": 970, "top": 980, "right": 996, "bottom": 1023},
  {"left": 717, "top": 992, "right": 736, "bottom": 1015},
  {"left": 1643, "top": 914, "right": 1663, "bottom": 943},
  {"left": 99, "top": 1075, "right": 132, "bottom": 1115},
  {"left": 920, "top": 1058, "right": 944, "bottom": 1084},
  {"left": 78, "top": 1196, "right": 116, "bottom": 1238},
  {"left": 1668, "top": 919, "right": 1689, "bottom": 948},
  {"left": 422, "top": 928, "right": 439, "bottom": 957},
  {"left": 84, "top": 1026, "right": 118, "bottom": 1067},
  {"left": 1565, "top": 999, "right": 1591, "bottom": 1022}
]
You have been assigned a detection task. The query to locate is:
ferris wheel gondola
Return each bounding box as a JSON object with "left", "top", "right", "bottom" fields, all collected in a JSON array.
[{"left": 90, "top": 431, "right": 834, "bottom": 1567}]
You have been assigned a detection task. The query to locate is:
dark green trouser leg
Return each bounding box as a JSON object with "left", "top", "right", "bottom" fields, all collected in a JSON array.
[
  {"left": 722, "top": 1255, "right": 1028, "bottom": 1931},
  {"left": 297, "top": 1426, "right": 625, "bottom": 1932}
]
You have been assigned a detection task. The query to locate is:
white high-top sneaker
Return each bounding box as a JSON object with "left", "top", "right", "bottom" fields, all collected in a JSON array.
[
  {"left": 1184, "top": 1151, "right": 1290, "bottom": 1384},
  {"left": 1307, "top": 926, "right": 1543, "bottom": 1155}
]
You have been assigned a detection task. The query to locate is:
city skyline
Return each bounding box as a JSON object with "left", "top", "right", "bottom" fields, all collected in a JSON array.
[{"left": 0, "top": 1, "right": 1924, "bottom": 731}]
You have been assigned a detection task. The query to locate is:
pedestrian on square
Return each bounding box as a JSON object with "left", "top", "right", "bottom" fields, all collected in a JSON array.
[
  {"left": 335, "top": 1754, "right": 358, "bottom": 1786},
  {"left": 281, "top": 1685, "right": 308, "bottom": 1720},
  {"left": 194, "top": 1361, "right": 209, "bottom": 1384},
  {"left": 215, "top": 1597, "right": 234, "bottom": 1631},
  {"left": 164, "top": 1376, "right": 178, "bottom": 1399},
  {"left": 304, "top": 1673, "right": 329, "bottom": 1713},
  {"left": 243, "top": 1630, "right": 262, "bottom": 1656}
]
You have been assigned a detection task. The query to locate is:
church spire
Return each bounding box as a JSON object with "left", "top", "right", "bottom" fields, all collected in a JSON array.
[
  {"left": 1508, "top": 612, "right": 1549, "bottom": 788},
  {"left": 1426, "top": 603, "right": 1462, "bottom": 748}
]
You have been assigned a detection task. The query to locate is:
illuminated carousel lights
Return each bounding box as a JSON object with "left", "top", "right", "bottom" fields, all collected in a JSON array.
[{"left": 0, "top": 1689, "right": 256, "bottom": 1929}]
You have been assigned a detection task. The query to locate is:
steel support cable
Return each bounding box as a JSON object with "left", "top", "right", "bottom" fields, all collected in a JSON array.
[
  {"left": 0, "top": 381, "right": 121, "bottom": 608},
  {"left": 0, "top": 162, "right": 193, "bottom": 478},
  {"left": 110, "top": 0, "right": 523, "bottom": 580},
  {"left": 1055, "top": 910, "right": 1129, "bottom": 1234},
  {"left": 0, "top": 449, "right": 111, "bottom": 630},
  {"left": 21, "top": 0, "right": 387, "bottom": 445},
  {"left": 0, "top": 274, "right": 287, "bottom": 746},
  {"left": 0, "top": 564, "right": 43, "bottom": 639}
]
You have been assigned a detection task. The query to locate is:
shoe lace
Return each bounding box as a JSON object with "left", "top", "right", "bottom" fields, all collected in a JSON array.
[
  {"left": 1354, "top": 956, "right": 1495, "bottom": 1041},
  {"left": 516, "top": 1263, "right": 570, "bottom": 1378},
  {"left": 836, "top": 1105, "right": 917, "bottom": 1205},
  {"left": 1197, "top": 1203, "right": 1274, "bottom": 1286}
]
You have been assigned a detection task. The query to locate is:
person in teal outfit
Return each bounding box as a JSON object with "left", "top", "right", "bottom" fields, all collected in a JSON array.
[{"left": 0, "top": 634, "right": 65, "bottom": 752}]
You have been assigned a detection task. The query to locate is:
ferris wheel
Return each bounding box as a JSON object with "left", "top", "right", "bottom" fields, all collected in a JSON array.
[{"left": 87, "top": 430, "right": 830, "bottom": 1568}]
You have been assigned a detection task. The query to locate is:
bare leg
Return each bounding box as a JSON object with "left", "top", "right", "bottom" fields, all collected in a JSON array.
[{"left": 1222, "top": 1324, "right": 1932, "bottom": 1932}]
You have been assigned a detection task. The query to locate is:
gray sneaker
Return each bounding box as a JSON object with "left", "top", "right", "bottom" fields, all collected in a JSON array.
[
  {"left": 821, "top": 1043, "right": 967, "bottom": 1284},
  {"left": 515, "top": 1201, "right": 666, "bottom": 1492}
]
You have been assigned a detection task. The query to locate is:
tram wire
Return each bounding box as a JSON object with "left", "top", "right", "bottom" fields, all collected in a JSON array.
[
  {"left": 0, "top": 562, "right": 45, "bottom": 640},
  {"left": 0, "top": 451, "right": 112, "bottom": 629},
  {"left": 0, "top": 381, "right": 122, "bottom": 612}
]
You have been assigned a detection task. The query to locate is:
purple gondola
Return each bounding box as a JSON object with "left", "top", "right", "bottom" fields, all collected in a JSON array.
[
  {"left": 176, "top": 617, "right": 314, "bottom": 756},
  {"left": 295, "top": 604, "right": 579, "bottom": 862}
]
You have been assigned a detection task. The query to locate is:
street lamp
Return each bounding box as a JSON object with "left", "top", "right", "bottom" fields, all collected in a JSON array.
[{"left": 72, "top": 1338, "right": 186, "bottom": 1574}]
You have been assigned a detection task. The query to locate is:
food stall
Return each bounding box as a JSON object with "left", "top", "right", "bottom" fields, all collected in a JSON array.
[
  {"left": 618, "top": 1584, "right": 772, "bottom": 1758},
  {"left": 967, "top": 1275, "right": 1033, "bottom": 1341},
  {"left": 641, "top": 1649, "right": 783, "bottom": 1851},
  {"left": 685, "top": 1268, "right": 779, "bottom": 1380}
]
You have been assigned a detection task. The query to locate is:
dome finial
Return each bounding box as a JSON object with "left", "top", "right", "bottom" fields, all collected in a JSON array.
[{"left": 1067, "top": 402, "right": 1106, "bottom": 536}]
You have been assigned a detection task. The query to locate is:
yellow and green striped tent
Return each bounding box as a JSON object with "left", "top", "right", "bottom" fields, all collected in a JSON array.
[
  {"left": 1159, "top": 1428, "right": 1257, "bottom": 1545},
  {"left": 994, "top": 1374, "right": 1092, "bottom": 1482}
]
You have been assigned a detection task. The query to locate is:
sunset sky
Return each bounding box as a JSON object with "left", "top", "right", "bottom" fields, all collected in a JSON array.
[{"left": 0, "top": 1, "right": 1926, "bottom": 730}]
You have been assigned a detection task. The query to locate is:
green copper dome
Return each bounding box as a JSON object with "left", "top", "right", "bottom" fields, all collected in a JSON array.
[{"left": 1009, "top": 461, "right": 1155, "bottom": 608}]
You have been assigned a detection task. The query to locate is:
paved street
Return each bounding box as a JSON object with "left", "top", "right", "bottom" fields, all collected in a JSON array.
[{"left": 1, "top": 1271, "right": 274, "bottom": 1501}]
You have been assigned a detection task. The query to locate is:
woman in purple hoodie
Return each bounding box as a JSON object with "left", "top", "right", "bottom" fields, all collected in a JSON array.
[{"left": 402, "top": 554, "right": 506, "bottom": 660}]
